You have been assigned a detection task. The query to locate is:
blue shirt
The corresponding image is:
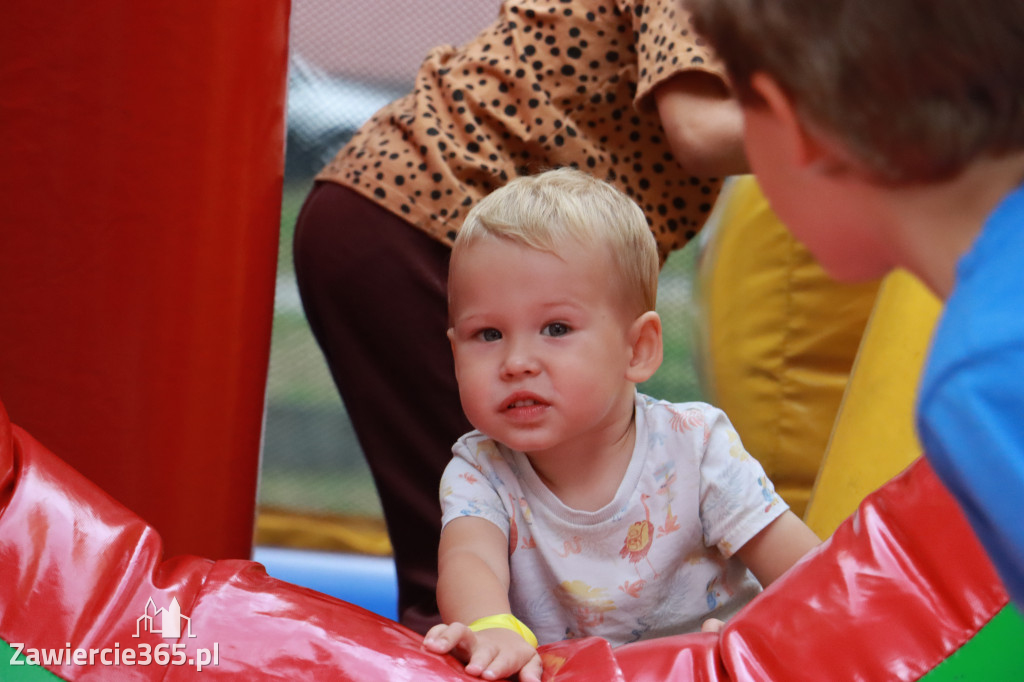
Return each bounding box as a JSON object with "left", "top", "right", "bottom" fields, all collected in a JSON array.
[{"left": 917, "top": 182, "right": 1024, "bottom": 606}]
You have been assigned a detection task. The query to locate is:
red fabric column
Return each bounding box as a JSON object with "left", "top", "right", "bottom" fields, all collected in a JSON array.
[{"left": 0, "top": 1, "right": 289, "bottom": 559}]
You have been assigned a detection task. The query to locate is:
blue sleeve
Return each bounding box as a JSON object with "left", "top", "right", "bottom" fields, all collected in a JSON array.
[{"left": 917, "top": 342, "right": 1024, "bottom": 606}]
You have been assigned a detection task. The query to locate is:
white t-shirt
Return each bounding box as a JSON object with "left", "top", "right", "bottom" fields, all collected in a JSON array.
[{"left": 440, "top": 392, "right": 787, "bottom": 646}]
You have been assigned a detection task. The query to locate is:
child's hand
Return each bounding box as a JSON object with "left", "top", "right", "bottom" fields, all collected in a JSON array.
[
  {"left": 424, "top": 621, "right": 543, "bottom": 682},
  {"left": 701, "top": 617, "right": 726, "bottom": 633}
]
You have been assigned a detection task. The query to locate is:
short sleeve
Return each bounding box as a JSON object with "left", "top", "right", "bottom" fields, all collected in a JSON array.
[
  {"left": 622, "top": 0, "right": 725, "bottom": 108},
  {"left": 918, "top": 343, "right": 1024, "bottom": 604},
  {"left": 697, "top": 407, "right": 788, "bottom": 557},
  {"left": 439, "top": 437, "right": 513, "bottom": 539}
]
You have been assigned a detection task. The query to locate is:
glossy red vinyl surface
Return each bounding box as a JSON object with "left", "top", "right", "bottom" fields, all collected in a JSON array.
[
  {"left": 0, "top": 398, "right": 1008, "bottom": 680},
  {"left": 615, "top": 458, "right": 1008, "bottom": 681},
  {"left": 0, "top": 0, "right": 286, "bottom": 562}
]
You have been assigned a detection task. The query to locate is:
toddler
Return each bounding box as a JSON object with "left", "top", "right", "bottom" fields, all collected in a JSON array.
[{"left": 423, "top": 168, "right": 821, "bottom": 681}]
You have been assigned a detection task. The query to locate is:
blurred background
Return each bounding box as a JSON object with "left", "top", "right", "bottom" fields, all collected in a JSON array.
[{"left": 255, "top": 0, "right": 706, "bottom": 587}]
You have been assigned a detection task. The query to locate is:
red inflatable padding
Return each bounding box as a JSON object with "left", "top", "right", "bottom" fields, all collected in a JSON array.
[
  {"left": 0, "top": 401, "right": 618, "bottom": 680},
  {"left": 0, "top": 0, "right": 287, "bottom": 562},
  {"left": 613, "top": 455, "right": 1009, "bottom": 680},
  {"left": 0, "top": 399, "right": 1007, "bottom": 680}
]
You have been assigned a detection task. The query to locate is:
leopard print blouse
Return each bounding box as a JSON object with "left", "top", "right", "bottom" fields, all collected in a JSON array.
[{"left": 318, "top": 0, "right": 726, "bottom": 262}]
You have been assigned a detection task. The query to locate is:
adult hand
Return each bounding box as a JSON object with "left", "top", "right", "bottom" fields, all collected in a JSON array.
[{"left": 654, "top": 71, "right": 748, "bottom": 177}]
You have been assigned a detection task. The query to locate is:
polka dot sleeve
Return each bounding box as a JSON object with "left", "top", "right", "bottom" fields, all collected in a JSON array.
[{"left": 624, "top": 0, "right": 724, "bottom": 109}]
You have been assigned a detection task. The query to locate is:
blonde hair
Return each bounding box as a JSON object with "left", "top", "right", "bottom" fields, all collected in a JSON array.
[{"left": 452, "top": 167, "right": 659, "bottom": 315}]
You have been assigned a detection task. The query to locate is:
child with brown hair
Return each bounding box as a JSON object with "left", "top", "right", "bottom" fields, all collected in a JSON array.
[{"left": 684, "top": 0, "right": 1024, "bottom": 609}]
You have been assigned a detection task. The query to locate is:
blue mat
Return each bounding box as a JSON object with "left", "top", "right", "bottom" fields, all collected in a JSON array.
[{"left": 252, "top": 546, "right": 398, "bottom": 621}]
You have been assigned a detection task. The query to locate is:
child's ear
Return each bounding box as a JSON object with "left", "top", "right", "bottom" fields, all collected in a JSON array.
[
  {"left": 749, "top": 72, "right": 850, "bottom": 176},
  {"left": 625, "top": 311, "right": 663, "bottom": 383}
]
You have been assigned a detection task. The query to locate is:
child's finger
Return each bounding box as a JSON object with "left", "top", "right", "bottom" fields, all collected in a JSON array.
[
  {"left": 518, "top": 653, "right": 544, "bottom": 682},
  {"left": 422, "top": 624, "right": 453, "bottom": 653},
  {"left": 701, "top": 617, "right": 726, "bottom": 633},
  {"left": 462, "top": 645, "right": 499, "bottom": 678},
  {"left": 423, "top": 623, "right": 448, "bottom": 641},
  {"left": 468, "top": 645, "right": 532, "bottom": 681},
  {"left": 423, "top": 622, "right": 473, "bottom": 656}
]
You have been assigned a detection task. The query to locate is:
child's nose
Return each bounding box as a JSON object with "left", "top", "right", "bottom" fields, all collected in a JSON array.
[{"left": 501, "top": 338, "right": 540, "bottom": 378}]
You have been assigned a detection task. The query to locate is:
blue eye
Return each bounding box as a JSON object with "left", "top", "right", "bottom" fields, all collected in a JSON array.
[
  {"left": 542, "top": 322, "right": 570, "bottom": 337},
  {"left": 480, "top": 328, "right": 502, "bottom": 342}
]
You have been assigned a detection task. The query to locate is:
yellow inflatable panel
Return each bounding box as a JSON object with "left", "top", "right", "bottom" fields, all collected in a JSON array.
[
  {"left": 804, "top": 270, "right": 942, "bottom": 536},
  {"left": 698, "top": 176, "right": 879, "bottom": 518},
  {"left": 255, "top": 508, "right": 393, "bottom": 556}
]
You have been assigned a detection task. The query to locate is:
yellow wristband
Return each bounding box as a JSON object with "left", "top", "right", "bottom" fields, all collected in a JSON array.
[{"left": 467, "top": 614, "right": 539, "bottom": 648}]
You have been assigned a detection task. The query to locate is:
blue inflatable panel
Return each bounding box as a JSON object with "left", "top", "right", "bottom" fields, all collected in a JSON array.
[{"left": 252, "top": 546, "right": 399, "bottom": 621}]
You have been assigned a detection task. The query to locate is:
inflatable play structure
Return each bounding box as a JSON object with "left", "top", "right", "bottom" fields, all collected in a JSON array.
[{"left": 1, "top": 2, "right": 1021, "bottom": 679}]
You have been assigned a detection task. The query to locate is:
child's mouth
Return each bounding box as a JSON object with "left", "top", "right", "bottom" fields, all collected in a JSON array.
[{"left": 508, "top": 398, "right": 541, "bottom": 409}]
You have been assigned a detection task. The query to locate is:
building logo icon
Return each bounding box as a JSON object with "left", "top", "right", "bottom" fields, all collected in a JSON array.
[{"left": 133, "top": 597, "right": 196, "bottom": 639}]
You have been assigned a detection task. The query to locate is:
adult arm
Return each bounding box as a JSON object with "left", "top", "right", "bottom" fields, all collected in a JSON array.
[{"left": 654, "top": 70, "right": 749, "bottom": 177}]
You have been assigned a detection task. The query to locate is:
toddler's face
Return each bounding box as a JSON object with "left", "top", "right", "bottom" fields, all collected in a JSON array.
[{"left": 448, "top": 236, "right": 640, "bottom": 458}]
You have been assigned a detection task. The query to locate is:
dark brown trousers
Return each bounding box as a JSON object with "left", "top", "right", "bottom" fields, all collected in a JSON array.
[{"left": 293, "top": 181, "right": 470, "bottom": 633}]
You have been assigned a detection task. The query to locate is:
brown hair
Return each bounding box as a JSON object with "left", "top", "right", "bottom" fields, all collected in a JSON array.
[{"left": 684, "top": 0, "right": 1024, "bottom": 183}]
